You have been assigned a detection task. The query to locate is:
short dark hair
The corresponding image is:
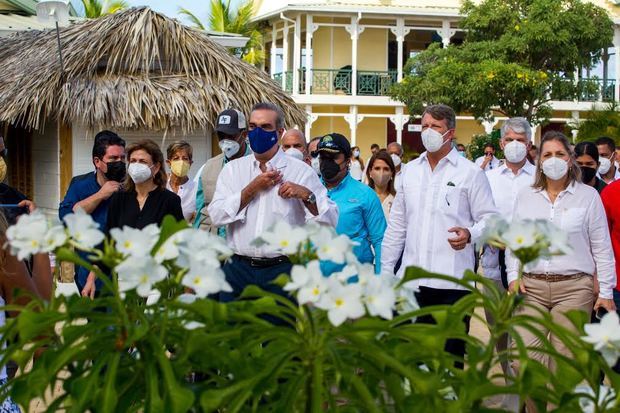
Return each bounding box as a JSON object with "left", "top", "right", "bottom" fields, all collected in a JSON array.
[
  {"left": 574, "top": 141, "right": 600, "bottom": 165},
  {"left": 595, "top": 136, "right": 616, "bottom": 152},
  {"left": 370, "top": 143, "right": 380, "bottom": 150},
  {"left": 166, "top": 140, "right": 193, "bottom": 161},
  {"left": 422, "top": 104, "right": 456, "bottom": 129},
  {"left": 251, "top": 102, "right": 285, "bottom": 129},
  {"left": 483, "top": 143, "right": 495, "bottom": 151},
  {"left": 92, "top": 130, "right": 125, "bottom": 160}
]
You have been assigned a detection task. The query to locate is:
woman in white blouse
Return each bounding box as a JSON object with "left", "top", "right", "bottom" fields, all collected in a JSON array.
[
  {"left": 366, "top": 151, "right": 396, "bottom": 220},
  {"left": 507, "top": 131, "right": 616, "bottom": 369},
  {"left": 349, "top": 146, "right": 365, "bottom": 181}
]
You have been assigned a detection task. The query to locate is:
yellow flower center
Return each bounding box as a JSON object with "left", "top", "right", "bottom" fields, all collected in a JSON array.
[
  {"left": 516, "top": 236, "right": 524, "bottom": 244},
  {"left": 140, "top": 274, "right": 148, "bottom": 283},
  {"left": 193, "top": 277, "right": 201, "bottom": 285},
  {"left": 31, "top": 240, "right": 39, "bottom": 248},
  {"left": 124, "top": 241, "right": 132, "bottom": 249},
  {"left": 312, "top": 287, "right": 320, "bottom": 296},
  {"left": 280, "top": 240, "right": 289, "bottom": 247},
  {"left": 335, "top": 298, "right": 344, "bottom": 307}
]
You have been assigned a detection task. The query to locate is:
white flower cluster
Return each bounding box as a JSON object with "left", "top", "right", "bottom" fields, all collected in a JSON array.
[
  {"left": 483, "top": 216, "right": 571, "bottom": 264},
  {"left": 257, "top": 222, "right": 418, "bottom": 327},
  {"left": 113, "top": 225, "right": 233, "bottom": 299},
  {"left": 583, "top": 311, "right": 620, "bottom": 366},
  {"left": 6, "top": 209, "right": 103, "bottom": 260}
]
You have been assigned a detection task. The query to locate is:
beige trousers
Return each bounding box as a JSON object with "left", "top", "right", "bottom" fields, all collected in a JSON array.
[{"left": 512, "top": 275, "right": 594, "bottom": 372}]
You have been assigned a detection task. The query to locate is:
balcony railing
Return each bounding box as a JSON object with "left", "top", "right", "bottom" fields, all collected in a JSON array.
[
  {"left": 550, "top": 78, "right": 616, "bottom": 102},
  {"left": 273, "top": 71, "right": 617, "bottom": 103},
  {"left": 273, "top": 69, "right": 398, "bottom": 96}
]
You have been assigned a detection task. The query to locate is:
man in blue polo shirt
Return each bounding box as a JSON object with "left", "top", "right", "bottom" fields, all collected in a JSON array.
[
  {"left": 59, "top": 130, "right": 126, "bottom": 291},
  {"left": 318, "top": 133, "right": 386, "bottom": 273}
]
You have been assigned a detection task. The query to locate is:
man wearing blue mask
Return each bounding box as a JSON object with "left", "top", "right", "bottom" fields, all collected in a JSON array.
[
  {"left": 208, "top": 102, "right": 338, "bottom": 305},
  {"left": 195, "top": 108, "right": 251, "bottom": 233}
]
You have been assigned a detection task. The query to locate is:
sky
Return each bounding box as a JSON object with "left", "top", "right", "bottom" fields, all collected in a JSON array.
[{"left": 70, "top": 1, "right": 243, "bottom": 26}]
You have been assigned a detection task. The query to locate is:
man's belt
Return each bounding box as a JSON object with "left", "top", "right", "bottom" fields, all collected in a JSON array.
[
  {"left": 523, "top": 272, "right": 590, "bottom": 282},
  {"left": 234, "top": 254, "right": 291, "bottom": 268}
]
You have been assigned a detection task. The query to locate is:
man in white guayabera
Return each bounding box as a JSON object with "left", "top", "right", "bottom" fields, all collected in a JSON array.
[
  {"left": 381, "top": 104, "right": 498, "bottom": 368},
  {"left": 208, "top": 102, "right": 338, "bottom": 305},
  {"left": 481, "top": 117, "right": 535, "bottom": 411}
]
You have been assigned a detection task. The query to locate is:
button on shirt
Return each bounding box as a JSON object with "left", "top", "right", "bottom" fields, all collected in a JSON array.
[
  {"left": 381, "top": 148, "right": 498, "bottom": 290},
  {"left": 166, "top": 178, "right": 197, "bottom": 222},
  {"left": 326, "top": 173, "right": 386, "bottom": 273},
  {"left": 506, "top": 182, "right": 616, "bottom": 299},
  {"left": 208, "top": 148, "right": 339, "bottom": 258},
  {"left": 482, "top": 162, "right": 536, "bottom": 280}
]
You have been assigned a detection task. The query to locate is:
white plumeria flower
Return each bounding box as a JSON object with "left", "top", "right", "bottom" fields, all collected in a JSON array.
[
  {"left": 541, "top": 221, "right": 571, "bottom": 255},
  {"left": 354, "top": 263, "right": 376, "bottom": 285},
  {"left": 111, "top": 224, "right": 160, "bottom": 257},
  {"left": 501, "top": 221, "right": 538, "bottom": 251},
  {"left": 181, "top": 264, "right": 232, "bottom": 298},
  {"left": 583, "top": 311, "right": 620, "bottom": 366},
  {"left": 115, "top": 255, "right": 167, "bottom": 297},
  {"left": 259, "top": 221, "right": 308, "bottom": 255},
  {"left": 177, "top": 230, "right": 232, "bottom": 268},
  {"left": 6, "top": 211, "right": 62, "bottom": 260},
  {"left": 63, "top": 208, "right": 104, "bottom": 249},
  {"left": 317, "top": 278, "right": 365, "bottom": 326},
  {"left": 175, "top": 294, "right": 205, "bottom": 330},
  {"left": 363, "top": 275, "right": 396, "bottom": 320},
  {"left": 395, "top": 286, "right": 420, "bottom": 318},
  {"left": 333, "top": 264, "right": 358, "bottom": 283},
  {"left": 285, "top": 261, "right": 327, "bottom": 305},
  {"left": 154, "top": 229, "right": 192, "bottom": 263},
  {"left": 311, "top": 227, "right": 355, "bottom": 264},
  {"left": 576, "top": 384, "right": 616, "bottom": 413},
  {"left": 284, "top": 264, "right": 313, "bottom": 291}
]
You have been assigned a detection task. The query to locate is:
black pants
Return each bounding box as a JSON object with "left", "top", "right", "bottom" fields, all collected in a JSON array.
[
  {"left": 415, "top": 286, "right": 471, "bottom": 368},
  {"left": 498, "top": 249, "right": 508, "bottom": 289}
]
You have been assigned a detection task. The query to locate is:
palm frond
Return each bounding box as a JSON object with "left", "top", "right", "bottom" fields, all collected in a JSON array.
[
  {"left": 178, "top": 8, "right": 206, "bottom": 30},
  {"left": 103, "top": 0, "right": 129, "bottom": 15},
  {"left": 208, "top": 0, "right": 228, "bottom": 32}
]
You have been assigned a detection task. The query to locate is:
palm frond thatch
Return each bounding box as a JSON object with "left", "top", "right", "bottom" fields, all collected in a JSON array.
[{"left": 0, "top": 7, "right": 306, "bottom": 131}]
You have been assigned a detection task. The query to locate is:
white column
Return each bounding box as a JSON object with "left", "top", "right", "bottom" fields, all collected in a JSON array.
[
  {"left": 344, "top": 106, "right": 363, "bottom": 146},
  {"left": 270, "top": 23, "right": 277, "bottom": 77},
  {"left": 305, "top": 15, "right": 318, "bottom": 95},
  {"left": 390, "top": 18, "right": 410, "bottom": 82},
  {"left": 292, "top": 15, "right": 302, "bottom": 94},
  {"left": 346, "top": 17, "right": 364, "bottom": 96},
  {"left": 282, "top": 22, "right": 289, "bottom": 89},
  {"left": 305, "top": 105, "right": 318, "bottom": 140},
  {"left": 531, "top": 124, "right": 540, "bottom": 146},
  {"left": 614, "top": 28, "right": 620, "bottom": 103},
  {"left": 389, "top": 107, "right": 409, "bottom": 145},
  {"left": 437, "top": 20, "right": 456, "bottom": 48},
  {"left": 570, "top": 111, "right": 580, "bottom": 143}
]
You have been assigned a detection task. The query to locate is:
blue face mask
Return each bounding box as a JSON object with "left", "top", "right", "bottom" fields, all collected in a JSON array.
[{"left": 248, "top": 127, "right": 278, "bottom": 154}]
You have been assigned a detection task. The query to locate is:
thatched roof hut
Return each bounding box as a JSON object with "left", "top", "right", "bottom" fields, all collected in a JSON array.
[{"left": 0, "top": 6, "right": 307, "bottom": 131}]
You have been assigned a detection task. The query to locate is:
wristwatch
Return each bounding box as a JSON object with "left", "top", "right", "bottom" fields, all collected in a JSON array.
[{"left": 306, "top": 192, "right": 316, "bottom": 204}]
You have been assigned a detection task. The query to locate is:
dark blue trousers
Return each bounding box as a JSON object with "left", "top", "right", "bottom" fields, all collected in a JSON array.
[{"left": 220, "top": 256, "right": 293, "bottom": 303}]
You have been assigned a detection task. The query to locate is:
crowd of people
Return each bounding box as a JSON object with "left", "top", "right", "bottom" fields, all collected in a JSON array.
[{"left": 2, "top": 101, "right": 620, "bottom": 410}]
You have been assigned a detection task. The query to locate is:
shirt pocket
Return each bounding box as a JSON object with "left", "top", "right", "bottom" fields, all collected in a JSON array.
[
  {"left": 561, "top": 207, "right": 586, "bottom": 233},
  {"left": 442, "top": 186, "right": 466, "bottom": 218}
]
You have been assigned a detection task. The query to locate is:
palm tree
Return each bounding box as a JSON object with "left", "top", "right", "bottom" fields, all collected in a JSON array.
[
  {"left": 179, "top": 0, "right": 265, "bottom": 66},
  {"left": 81, "top": 0, "right": 128, "bottom": 18}
]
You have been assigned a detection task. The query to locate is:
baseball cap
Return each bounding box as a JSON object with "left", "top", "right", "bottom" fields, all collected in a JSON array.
[
  {"left": 215, "top": 109, "right": 247, "bottom": 136},
  {"left": 317, "top": 133, "right": 351, "bottom": 158}
]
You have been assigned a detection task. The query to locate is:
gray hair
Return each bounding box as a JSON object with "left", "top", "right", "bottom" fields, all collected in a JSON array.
[
  {"left": 251, "top": 102, "right": 285, "bottom": 129},
  {"left": 387, "top": 142, "right": 403, "bottom": 156},
  {"left": 422, "top": 104, "right": 456, "bottom": 130},
  {"left": 500, "top": 117, "right": 532, "bottom": 141}
]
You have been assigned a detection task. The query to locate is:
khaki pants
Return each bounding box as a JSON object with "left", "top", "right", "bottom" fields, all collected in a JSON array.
[
  {"left": 483, "top": 279, "right": 510, "bottom": 375},
  {"left": 513, "top": 275, "right": 594, "bottom": 372}
]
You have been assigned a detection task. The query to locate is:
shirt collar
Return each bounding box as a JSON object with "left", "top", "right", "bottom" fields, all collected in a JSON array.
[
  {"left": 252, "top": 146, "right": 286, "bottom": 170},
  {"left": 325, "top": 173, "right": 352, "bottom": 192},
  {"left": 420, "top": 148, "right": 459, "bottom": 166},
  {"left": 499, "top": 160, "right": 536, "bottom": 175}
]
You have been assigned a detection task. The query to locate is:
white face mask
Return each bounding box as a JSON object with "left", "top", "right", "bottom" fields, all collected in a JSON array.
[
  {"left": 285, "top": 147, "right": 304, "bottom": 161},
  {"left": 218, "top": 139, "right": 241, "bottom": 159},
  {"left": 421, "top": 128, "right": 449, "bottom": 153},
  {"left": 390, "top": 153, "right": 402, "bottom": 167},
  {"left": 128, "top": 163, "right": 153, "bottom": 184},
  {"left": 599, "top": 156, "right": 612, "bottom": 175},
  {"left": 542, "top": 157, "right": 568, "bottom": 181},
  {"left": 353, "top": 149, "right": 360, "bottom": 158},
  {"left": 311, "top": 156, "right": 321, "bottom": 175},
  {"left": 503, "top": 141, "right": 527, "bottom": 163}
]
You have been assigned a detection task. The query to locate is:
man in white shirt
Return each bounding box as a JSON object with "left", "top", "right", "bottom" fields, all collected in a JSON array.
[
  {"left": 387, "top": 142, "right": 404, "bottom": 188},
  {"left": 381, "top": 104, "right": 497, "bottom": 365},
  {"left": 475, "top": 143, "right": 502, "bottom": 171},
  {"left": 281, "top": 129, "right": 308, "bottom": 163},
  {"left": 596, "top": 136, "right": 620, "bottom": 184},
  {"left": 208, "top": 102, "right": 338, "bottom": 304}
]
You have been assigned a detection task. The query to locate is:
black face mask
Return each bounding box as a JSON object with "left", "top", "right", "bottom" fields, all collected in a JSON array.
[
  {"left": 104, "top": 161, "right": 126, "bottom": 182},
  {"left": 580, "top": 166, "right": 597, "bottom": 184},
  {"left": 320, "top": 158, "right": 342, "bottom": 182}
]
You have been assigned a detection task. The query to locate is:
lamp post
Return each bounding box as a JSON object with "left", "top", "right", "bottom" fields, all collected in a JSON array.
[{"left": 36, "top": 0, "right": 70, "bottom": 74}]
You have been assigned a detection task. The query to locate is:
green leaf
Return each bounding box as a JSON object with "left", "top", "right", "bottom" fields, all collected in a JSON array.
[{"left": 100, "top": 352, "right": 120, "bottom": 413}]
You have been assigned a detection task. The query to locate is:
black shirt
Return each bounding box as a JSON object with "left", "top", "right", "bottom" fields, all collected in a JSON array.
[
  {"left": 0, "top": 183, "right": 28, "bottom": 225},
  {"left": 106, "top": 187, "right": 184, "bottom": 232}
]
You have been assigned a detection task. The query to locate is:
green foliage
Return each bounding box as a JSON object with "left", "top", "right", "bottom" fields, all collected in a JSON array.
[
  {"left": 391, "top": 0, "right": 614, "bottom": 124},
  {"left": 179, "top": 0, "right": 265, "bottom": 66},
  {"left": 468, "top": 129, "right": 503, "bottom": 160},
  {"left": 574, "top": 103, "right": 620, "bottom": 145},
  {"left": 81, "top": 0, "right": 128, "bottom": 18}
]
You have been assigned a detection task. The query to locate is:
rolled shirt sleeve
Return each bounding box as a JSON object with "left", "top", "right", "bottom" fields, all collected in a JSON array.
[
  {"left": 300, "top": 169, "right": 339, "bottom": 227},
  {"left": 466, "top": 169, "right": 498, "bottom": 243},
  {"left": 207, "top": 164, "right": 247, "bottom": 226},
  {"left": 588, "top": 195, "right": 616, "bottom": 299}
]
